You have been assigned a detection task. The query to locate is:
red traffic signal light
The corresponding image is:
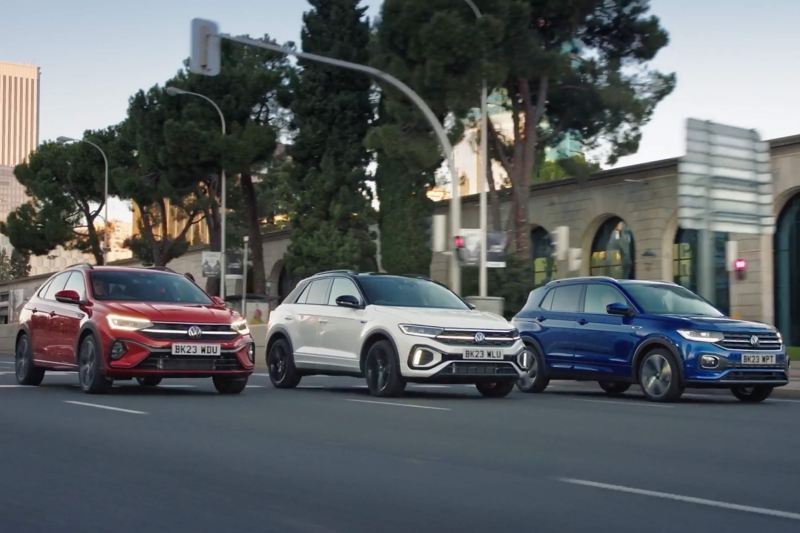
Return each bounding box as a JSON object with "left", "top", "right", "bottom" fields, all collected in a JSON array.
[
  {"left": 454, "top": 235, "right": 465, "bottom": 249},
  {"left": 734, "top": 258, "right": 747, "bottom": 281}
]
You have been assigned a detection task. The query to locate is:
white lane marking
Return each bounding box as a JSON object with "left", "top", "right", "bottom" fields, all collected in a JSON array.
[
  {"left": 346, "top": 399, "right": 451, "bottom": 411},
  {"left": 0, "top": 385, "right": 24, "bottom": 388},
  {"left": 684, "top": 393, "right": 800, "bottom": 405},
  {"left": 0, "top": 371, "right": 15, "bottom": 375},
  {"left": 0, "top": 361, "right": 15, "bottom": 365},
  {"left": 64, "top": 401, "right": 147, "bottom": 415},
  {"left": 559, "top": 478, "right": 800, "bottom": 521},
  {"left": 158, "top": 384, "right": 196, "bottom": 389},
  {"left": 576, "top": 398, "right": 673, "bottom": 409},
  {"left": 245, "top": 385, "right": 264, "bottom": 388},
  {"left": 410, "top": 384, "right": 453, "bottom": 389}
]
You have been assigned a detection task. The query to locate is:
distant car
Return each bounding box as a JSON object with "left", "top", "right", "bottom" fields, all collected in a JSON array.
[
  {"left": 15, "top": 265, "right": 255, "bottom": 394},
  {"left": 265, "top": 271, "right": 531, "bottom": 397},
  {"left": 513, "top": 277, "right": 789, "bottom": 403}
]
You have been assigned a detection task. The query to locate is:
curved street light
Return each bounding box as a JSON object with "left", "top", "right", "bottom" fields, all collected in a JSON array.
[
  {"left": 165, "top": 86, "right": 228, "bottom": 301},
  {"left": 57, "top": 135, "right": 110, "bottom": 265}
]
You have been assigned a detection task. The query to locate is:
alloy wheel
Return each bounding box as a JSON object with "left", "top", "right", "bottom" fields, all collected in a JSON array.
[
  {"left": 641, "top": 353, "right": 672, "bottom": 398},
  {"left": 79, "top": 339, "right": 96, "bottom": 388}
]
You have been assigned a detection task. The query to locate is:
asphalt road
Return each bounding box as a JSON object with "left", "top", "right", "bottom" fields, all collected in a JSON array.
[{"left": 1, "top": 359, "right": 799, "bottom": 533}]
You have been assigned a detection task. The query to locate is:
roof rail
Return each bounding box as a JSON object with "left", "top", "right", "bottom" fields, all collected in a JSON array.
[
  {"left": 551, "top": 276, "right": 617, "bottom": 283},
  {"left": 66, "top": 262, "right": 94, "bottom": 270},
  {"left": 147, "top": 266, "right": 177, "bottom": 273},
  {"left": 312, "top": 269, "right": 357, "bottom": 277}
]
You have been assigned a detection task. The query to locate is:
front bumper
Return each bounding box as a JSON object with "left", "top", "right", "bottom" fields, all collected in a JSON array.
[
  {"left": 680, "top": 341, "right": 789, "bottom": 388},
  {"left": 396, "top": 337, "right": 528, "bottom": 382},
  {"left": 101, "top": 333, "right": 255, "bottom": 378}
]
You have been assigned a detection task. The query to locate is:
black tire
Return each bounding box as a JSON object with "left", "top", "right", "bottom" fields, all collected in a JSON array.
[
  {"left": 267, "top": 338, "right": 301, "bottom": 389},
  {"left": 136, "top": 376, "right": 162, "bottom": 387},
  {"left": 598, "top": 381, "right": 631, "bottom": 396},
  {"left": 516, "top": 344, "right": 549, "bottom": 393},
  {"left": 78, "top": 334, "right": 112, "bottom": 394},
  {"left": 638, "top": 350, "right": 683, "bottom": 402},
  {"left": 476, "top": 380, "right": 516, "bottom": 398},
  {"left": 731, "top": 385, "right": 773, "bottom": 403},
  {"left": 15, "top": 334, "right": 44, "bottom": 386},
  {"left": 213, "top": 376, "right": 248, "bottom": 394},
  {"left": 364, "top": 340, "right": 405, "bottom": 397}
]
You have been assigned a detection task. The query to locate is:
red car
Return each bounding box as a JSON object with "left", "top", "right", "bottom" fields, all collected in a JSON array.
[{"left": 14, "top": 265, "right": 255, "bottom": 394}]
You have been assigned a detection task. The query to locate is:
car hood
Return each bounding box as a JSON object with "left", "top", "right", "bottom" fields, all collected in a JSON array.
[
  {"left": 101, "top": 302, "right": 239, "bottom": 323},
  {"left": 662, "top": 315, "right": 775, "bottom": 332},
  {"left": 370, "top": 306, "right": 511, "bottom": 330}
]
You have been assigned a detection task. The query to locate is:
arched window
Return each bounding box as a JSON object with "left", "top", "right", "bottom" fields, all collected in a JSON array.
[
  {"left": 775, "top": 193, "right": 800, "bottom": 345},
  {"left": 530, "top": 226, "right": 556, "bottom": 287},
  {"left": 673, "top": 227, "right": 730, "bottom": 315},
  {"left": 590, "top": 217, "right": 635, "bottom": 279}
]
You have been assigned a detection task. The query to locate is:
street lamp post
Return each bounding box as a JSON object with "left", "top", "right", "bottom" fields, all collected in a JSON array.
[
  {"left": 194, "top": 29, "right": 462, "bottom": 294},
  {"left": 57, "top": 136, "right": 110, "bottom": 265},
  {"left": 165, "top": 86, "right": 228, "bottom": 302},
  {"left": 462, "top": 0, "right": 489, "bottom": 297}
]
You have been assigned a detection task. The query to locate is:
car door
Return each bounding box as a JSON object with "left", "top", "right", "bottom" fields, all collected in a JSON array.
[
  {"left": 534, "top": 283, "right": 585, "bottom": 371},
  {"left": 27, "top": 279, "right": 53, "bottom": 359},
  {"left": 34, "top": 272, "right": 70, "bottom": 365},
  {"left": 314, "top": 277, "right": 365, "bottom": 371},
  {"left": 291, "top": 278, "right": 332, "bottom": 368},
  {"left": 572, "top": 283, "right": 639, "bottom": 377},
  {"left": 51, "top": 271, "right": 88, "bottom": 365}
]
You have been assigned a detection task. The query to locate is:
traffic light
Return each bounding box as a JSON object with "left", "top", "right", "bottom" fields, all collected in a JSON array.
[
  {"left": 190, "top": 18, "right": 221, "bottom": 76},
  {"left": 551, "top": 226, "right": 569, "bottom": 261},
  {"left": 734, "top": 258, "right": 747, "bottom": 281}
]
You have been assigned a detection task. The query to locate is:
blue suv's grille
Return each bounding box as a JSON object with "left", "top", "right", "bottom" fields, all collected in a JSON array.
[{"left": 717, "top": 332, "right": 782, "bottom": 351}]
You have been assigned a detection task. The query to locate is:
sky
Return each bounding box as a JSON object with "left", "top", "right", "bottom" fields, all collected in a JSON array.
[{"left": 2, "top": 0, "right": 799, "bottom": 216}]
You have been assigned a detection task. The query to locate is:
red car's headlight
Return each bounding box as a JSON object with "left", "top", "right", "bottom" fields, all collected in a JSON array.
[{"left": 106, "top": 314, "right": 154, "bottom": 331}]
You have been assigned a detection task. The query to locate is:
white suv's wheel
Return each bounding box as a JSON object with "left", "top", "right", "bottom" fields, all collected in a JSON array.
[
  {"left": 364, "top": 340, "right": 406, "bottom": 397},
  {"left": 267, "top": 338, "right": 302, "bottom": 389}
]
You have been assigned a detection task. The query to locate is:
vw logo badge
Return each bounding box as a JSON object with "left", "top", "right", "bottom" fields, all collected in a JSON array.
[
  {"left": 474, "top": 332, "right": 486, "bottom": 343},
  {"left": 188, "top": 326, "right": 203, "bottom": 339},
  {"left": 750, "top": 335, "right": 760, "bottom": 347}
]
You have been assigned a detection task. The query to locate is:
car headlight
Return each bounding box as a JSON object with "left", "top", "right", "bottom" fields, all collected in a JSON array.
[
  {"left": 677, "top": 329, "right": 724, "bottom": 343},
  {"left": 398, "top": 324, "right": 444, "bottom": 338},
  {"left": 231, "top": 318, "right": 250, "bottom": 335},
  {"left": 106, "top": 314, "right": 154, "bottom": 331}
]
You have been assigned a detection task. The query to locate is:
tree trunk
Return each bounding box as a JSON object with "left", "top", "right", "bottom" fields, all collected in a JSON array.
[
  {"left": 485, "top": 161, "right": 502, "bottom": 232},
  {"left": 85, "top": 220, "right": 105, "bottom": 265},
  {"left": 240, "top": 172, "right": 265, "bottom": 295}
]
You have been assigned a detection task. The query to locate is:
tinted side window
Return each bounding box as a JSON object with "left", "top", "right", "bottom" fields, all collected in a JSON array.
[
  {"left": 550, "top": 285, "right": 583, "bottom": 313},
  {"left": 584, "top": 284, "right": 627, "bottom": 314},
  {"left": 305, "top": 279, "right": 333, "bottom": 305},
  {"left": 63, "top": 272, "right": 87, "bottom": 301},
  {"left": 540, "top": 289, "right": 555, "bottom": 310},
  {"left": 328, "top": 278, "right": 360, "bottom": 306},
  {"left": 42, "top": 273, "right": 71, "bottom": 301}
]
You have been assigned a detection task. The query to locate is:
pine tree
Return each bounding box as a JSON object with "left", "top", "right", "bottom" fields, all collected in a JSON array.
[{"left": 285, "top": 0, "right": 376, "bottom": 279}]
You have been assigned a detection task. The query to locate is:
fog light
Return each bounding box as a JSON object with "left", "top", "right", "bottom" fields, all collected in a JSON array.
[
  {"left": 410, "top": 348, "right": 435, "bottom": 367},
  {"left": 517, "top": 350, "right": 533, "bottom": 370},
  {"left": 248, "top": 343, "right": 256, "bottom": 363},
  {"left": 700, "top": 355, "right": 719, "bottom": 369},
  {"left": 110, "top": 341, "right": 127, "bottom": 360}
]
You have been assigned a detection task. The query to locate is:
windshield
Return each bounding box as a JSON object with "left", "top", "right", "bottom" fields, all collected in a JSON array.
[
  {"left": 90, "top": 271, "right": 212, "bottom": 305},
  {"left": 622, "top": 283, "right": 723, "bottom": 317},
  {"left": 357, "top": 276, "right": 469, "bottom": 310}
]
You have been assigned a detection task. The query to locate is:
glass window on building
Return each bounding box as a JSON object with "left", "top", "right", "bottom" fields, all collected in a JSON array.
[
  {"left": 774, "top": 193, "right": 800, "bottom": 346},
  {"left": 590, "top": 217, "right": 635, "bottom": 279},
  {"left": 530, "top": 226, "right": 556, "bottom": 287},
  {"left": 672, "top": 227, "right": 729, "bottom": 316}
]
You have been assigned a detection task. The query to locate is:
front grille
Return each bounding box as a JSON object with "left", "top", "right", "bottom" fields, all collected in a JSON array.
[
  {"left": 723, "top": 370, "right": 788, "bottom": 382},
  {"left": 439, "top": 362, "right": 518, "bottom": 377},
  {"left": 136, "top": 353, "right": 243, "bottom": 371},
  {"left": 435, "top": 329, "right": 517, "bottom": 347},
  {"left": 141, "top": 322, "right": 238, "bottom": 341},
  {"left": 716, "top": 332, "right": 782, "bottom": 351}
]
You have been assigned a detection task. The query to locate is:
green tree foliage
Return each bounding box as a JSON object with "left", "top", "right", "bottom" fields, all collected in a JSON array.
[
  {"left": 0, "top": 248, "right": 30, "bottom": 282},
  {"left": 284, "top": 0, "right": 377, "bottom": 279},
  {"left": 1, "top": 130, "right": 115, "bottom": 264},
  {"left": 373, "top": 0, "right": 674, "bottom": 264}
]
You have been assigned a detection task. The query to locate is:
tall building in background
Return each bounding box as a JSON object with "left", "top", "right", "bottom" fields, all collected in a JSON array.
[{"left": 0, "top": 61, "right": 39, "bottom": 251}]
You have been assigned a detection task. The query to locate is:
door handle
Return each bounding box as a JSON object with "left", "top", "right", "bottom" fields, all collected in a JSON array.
[
  {"left": 319, "top": 319, "right": 329, "bottom": 324},
  {"left": 49, "top": 311, "right": 56, "bottom": 317},
  {"left": 285, "top": 315, "right": 294, "bottom": 321},
  {"left": 577, "top": 318, "right": 588, "bottom": 325},
  {"left": 536, "top": 316, "right": 546, "bottom": 322}
]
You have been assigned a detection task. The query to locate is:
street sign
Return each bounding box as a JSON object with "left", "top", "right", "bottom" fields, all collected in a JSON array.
[
  {"left": 456, "top": 229, "right": 506, "bottom": 268},
  {"left": 678, "top": 119, "right": 774, "bottom": 235},
  {"left": 201, "top": 251, "right": 221, "bottom": 278},
  {"left": 190, "top": 18, "right": 221, "bottom": 76}
]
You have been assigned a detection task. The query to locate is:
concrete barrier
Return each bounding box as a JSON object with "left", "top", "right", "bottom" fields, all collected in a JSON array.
[{"left": 0, "top": 323, "right": 17, "bottom": 356}]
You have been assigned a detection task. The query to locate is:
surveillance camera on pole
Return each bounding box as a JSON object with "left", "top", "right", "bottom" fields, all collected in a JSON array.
[{"left": 190, "top": 18, "right": 221, "bottom": 76}]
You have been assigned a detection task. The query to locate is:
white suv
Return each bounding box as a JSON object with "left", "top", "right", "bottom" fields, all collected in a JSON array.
[{"left": 265, "top": 271, "right": 531, "bottom": 397}]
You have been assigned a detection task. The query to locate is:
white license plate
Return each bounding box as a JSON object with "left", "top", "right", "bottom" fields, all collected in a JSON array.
[
  {"left": 463, "top": 349, "right": 503, "bottom": 360},
  {"left": 171, "top": 343, "right": 221, "bottom": 356},
  {"left": 741, "top": 353, "right": 776, "bottom": 365}
]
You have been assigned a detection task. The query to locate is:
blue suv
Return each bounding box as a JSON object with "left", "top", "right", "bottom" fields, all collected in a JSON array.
[{"left": 513, "top": 277, "right": 789, "bottom": 402}]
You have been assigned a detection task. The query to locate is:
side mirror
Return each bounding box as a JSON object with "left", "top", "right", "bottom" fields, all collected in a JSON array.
[
  {"left": 606, "top": 302, "right": 632, "bottom": 316},
  {"left": 55, "top": 289, "right": 81, "bottom": 304},
  {"left": 211, "top": 296, "right": 226, "bottom": 307},
  {"left": 466, "top": 302, "right": 477, "bottom": 310},
  {"left": 335, "top": 295, "right": 362, "bottom": 309}
]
